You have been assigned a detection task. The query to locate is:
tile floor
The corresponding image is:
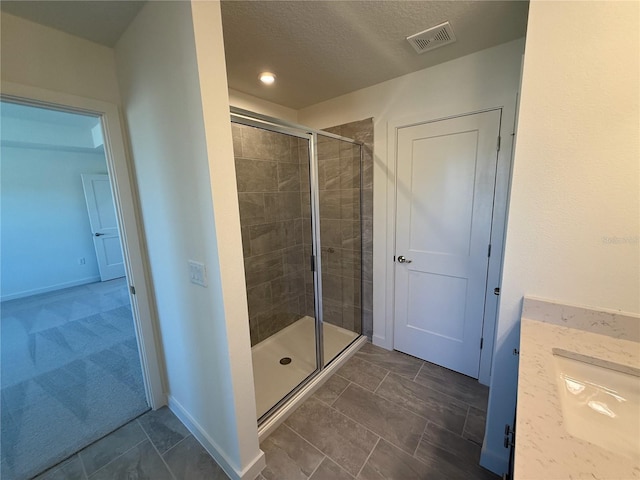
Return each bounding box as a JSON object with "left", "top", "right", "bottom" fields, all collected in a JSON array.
[
  {"left": 261, "top": 343, "right": 497, "bottom": 480},
  {"left": 34, "top": 343, "right": 497, "bottom": 480},
  {"left": 33, "top": 407, "right": 228, "bottom": 480}
]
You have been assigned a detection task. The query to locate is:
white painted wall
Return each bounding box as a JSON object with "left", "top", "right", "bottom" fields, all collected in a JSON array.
[
  {"left": 0, "top": 12, "right": 170, "bottom": 407},
  {"left": 1, "top": 118, "right": 100, "bottom": 150},
  {"left": 229, "top": 88, "right": 298, "bottom": 122},
  {"left": 300, "top": 38, "right": 523, "bottom": 377},
  {"left": 1, "top": 145, "right": 106, "bottom": 300},
  {"left": 0, "top": 12, "right": 121, "bottom": 104},
  {"left": 115, "top": 2, "right": 263, "bottom": 479},
  {"left": 485, "top": 0, "right": 640, "bottom": 474},
  {"left": 299, "top": 38, "right": 523, "bottom": 132},
  {"left": 2, "top": 6, "right": 263, "bottom": 477},
  {"left": 299, "top": 39, "right": 524, "bottom": 475},
  {"left": 0, "top": 12, "right": 120, "bottom": 300}
]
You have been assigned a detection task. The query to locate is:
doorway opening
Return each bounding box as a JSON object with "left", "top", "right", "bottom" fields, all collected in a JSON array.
[{"left": 0, "top": 100, "right": 149, "bottom": 479}]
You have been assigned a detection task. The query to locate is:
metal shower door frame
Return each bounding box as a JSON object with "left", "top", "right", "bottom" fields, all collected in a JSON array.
[{"left": 230, "top": 107, "right": 364, "bottom": 425}]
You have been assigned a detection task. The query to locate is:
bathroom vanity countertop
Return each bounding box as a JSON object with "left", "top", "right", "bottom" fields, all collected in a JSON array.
[{"left": 515, "top": 297, "right": 640, "bottom": 480}]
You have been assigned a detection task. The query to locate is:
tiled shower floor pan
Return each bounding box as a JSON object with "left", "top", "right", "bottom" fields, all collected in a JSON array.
[{"left": 252, "top": 316, "right": 359, "bottom": 419}]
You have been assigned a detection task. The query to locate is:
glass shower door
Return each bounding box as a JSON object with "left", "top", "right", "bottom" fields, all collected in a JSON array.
[
  {"left": 315, "top": 134, "right": 363, "bottom": 366},
  {"left": 230, "top": 121, "right": 319, "bottom": 421}
]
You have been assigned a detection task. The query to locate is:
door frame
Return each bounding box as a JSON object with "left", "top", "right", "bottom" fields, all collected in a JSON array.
[
  {"left": 1, "top": 80, "right": 166, "bottom": 408},
  {"left": 385, "top": 107, "right": 515, "bottom": 385}
]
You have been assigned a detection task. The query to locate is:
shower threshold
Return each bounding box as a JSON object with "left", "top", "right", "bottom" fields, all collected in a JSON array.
[{"left": 252, "top": 316, "right": 359, "bottom": 419}]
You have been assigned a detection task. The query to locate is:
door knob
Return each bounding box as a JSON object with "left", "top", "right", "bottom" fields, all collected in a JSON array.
[
  {"left": 397, "top": 255, "right": 412, "bottom": 264},
  {"left": 95, "top": 232, "right": 105, "bottom": 236}
]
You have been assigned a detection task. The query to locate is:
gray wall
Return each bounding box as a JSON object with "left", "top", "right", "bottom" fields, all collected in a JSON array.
[
  {"left": 232, "top": 124, "right": 312, "bottom": 346},
  {"left": 315, "top": 135, "right": 362, "bottom": 334},
  {"left": 322, "top": 119, "right": 373, "bottom": 338},
  {"left": 233, "top": 118, "right": 373, "bottom": 345}
]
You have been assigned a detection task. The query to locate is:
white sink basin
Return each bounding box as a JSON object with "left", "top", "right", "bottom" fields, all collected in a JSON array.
[{"left": 552, "top": 349, "right": 640, "bottom": 459}]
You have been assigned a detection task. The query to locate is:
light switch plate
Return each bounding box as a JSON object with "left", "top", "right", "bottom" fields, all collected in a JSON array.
[{"left": 188, "top": 260, "right": 208, "bottom": 287}]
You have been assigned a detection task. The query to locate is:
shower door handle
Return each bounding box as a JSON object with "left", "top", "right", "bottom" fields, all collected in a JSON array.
[{"left": 397, "top": 255, "right": 412, "bottom": 264}]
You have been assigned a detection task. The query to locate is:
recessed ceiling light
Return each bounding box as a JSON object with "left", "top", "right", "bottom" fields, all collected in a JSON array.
[{"left": 259, "top": 72, "right": 276, "bottom": 85}]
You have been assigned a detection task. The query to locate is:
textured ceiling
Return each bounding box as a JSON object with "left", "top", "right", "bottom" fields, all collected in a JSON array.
[
  {"left": 0, "top": 1, "right": 145, "bottom": 47},
  {"left": 0, "top": 1, "right": 529, "bottom": 111},
  {"left": 221, "top": 1, "right": 529, "bottom": 109}
]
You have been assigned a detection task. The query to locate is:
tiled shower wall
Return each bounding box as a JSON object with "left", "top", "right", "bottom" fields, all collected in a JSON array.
[
  {"left": 231, "top": 124, "right": 313, "bottom": 346},
  {"left": 232, "top": 118, "right": 374, "bottom": 346},
  {"left": 314, "top": 136, "right": 362, "bottom": 335},
  {"left": 322, "top": 119, "right": 374, "bottom": 339}
]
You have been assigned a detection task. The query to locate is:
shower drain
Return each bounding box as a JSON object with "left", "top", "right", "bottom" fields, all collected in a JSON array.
[{"left": 279, "top": 357, "right": 292, "bottom": 365}]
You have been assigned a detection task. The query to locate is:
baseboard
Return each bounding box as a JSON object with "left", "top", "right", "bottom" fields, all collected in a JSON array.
[
  {"left": 234, "top": 450, "right": 267, "bottom": 480},
  {"left": 149, "top": 392, "right": 168, "bottom": 410},
  {"left": 479, "top": 444, "right": 508, "bottom": 476},
  {"left": 1, "top": 276, "right": 101, "bottom": 302},
  {"left": 372, "top": 334, "right": 391, "bottom": 350},
  {"left": 167, "top": 396, "right": 265, "bottom": 480}
]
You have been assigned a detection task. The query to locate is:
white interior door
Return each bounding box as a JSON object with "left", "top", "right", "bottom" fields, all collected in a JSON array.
[
  {"left": 81, "top": 174, "right": 125, "bottom": 281},
  {"left": 393, "top": 110, "right": 501, "bottom": 378}
]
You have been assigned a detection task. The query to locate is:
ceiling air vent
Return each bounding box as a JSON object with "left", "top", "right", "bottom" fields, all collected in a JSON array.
[{"left": 407, "top": 21, "right": 456, "bottom": 54}]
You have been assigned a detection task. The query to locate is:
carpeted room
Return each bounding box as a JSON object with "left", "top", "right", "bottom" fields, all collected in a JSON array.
[{"left": 0, "top": 102, "right": 148, "bottom": 480}]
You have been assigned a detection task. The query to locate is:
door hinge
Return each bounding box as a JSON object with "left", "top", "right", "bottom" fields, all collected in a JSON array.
[
  {"left": 480, "top": 337, "right": 484, "bottom": 350},
  {"left": 488, "top": 244, "right": 492, "bottom": 257},
  {"left": 504, "top": 424, "right": 515, "bottom": 448},
  {"left": 130, "top": 285, "right": 136, "bottom": 295},
  {"left": 497, "top": 135, "right": 501, "bottom": 152},
  {"left": 310, "top": 255, "right": 315, "bottom": 272}
]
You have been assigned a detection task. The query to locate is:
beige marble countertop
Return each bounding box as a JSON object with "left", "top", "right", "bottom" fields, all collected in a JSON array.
[{"left": 515, "top": 297, "right": 640, "bottom": 480}]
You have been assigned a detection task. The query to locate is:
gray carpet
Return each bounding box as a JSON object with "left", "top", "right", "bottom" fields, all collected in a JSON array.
[{"left": 1, "top": 279, "right": 149, "bottom": 480}]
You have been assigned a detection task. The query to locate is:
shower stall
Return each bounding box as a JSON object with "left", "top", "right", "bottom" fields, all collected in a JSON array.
[{"left": 230, "top": 108, "right": 366, "bottom": 425}]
